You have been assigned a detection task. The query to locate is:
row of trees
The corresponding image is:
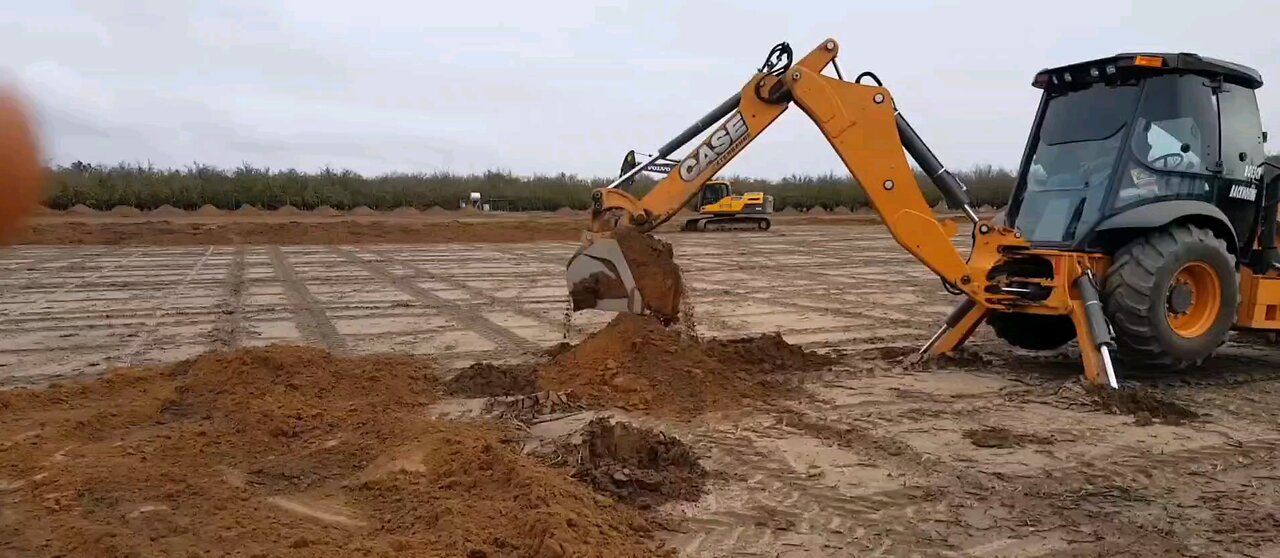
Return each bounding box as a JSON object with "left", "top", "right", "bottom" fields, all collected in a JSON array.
[{"left": 43, "top": 162, "right": 1018, "bottom": 211}]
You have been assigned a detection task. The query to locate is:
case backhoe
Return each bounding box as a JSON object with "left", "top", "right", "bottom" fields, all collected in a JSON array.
[{"left": 567, "top": 39, "right": 1280, "bottom": 387}]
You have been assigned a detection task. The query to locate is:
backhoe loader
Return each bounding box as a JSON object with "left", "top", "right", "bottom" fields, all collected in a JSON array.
[
  {"left": 618, "top": 150, "right": 775, "bottom": 231},
  {"left": 566, "top": 39, "right": 1280, "bottom": 387}
]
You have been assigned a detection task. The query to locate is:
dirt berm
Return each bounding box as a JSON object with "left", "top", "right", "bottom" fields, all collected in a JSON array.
[
  {"left": 0, "top": 346, "right": 667, "bottom": 557},
  {"left": 538, "top": 314, "right": 835, "bottom": 415}
]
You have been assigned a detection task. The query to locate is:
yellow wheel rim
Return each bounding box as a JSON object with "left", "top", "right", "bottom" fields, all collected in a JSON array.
[{"left": 1166, "top": 261, "right": 1221, "bottom": 338}]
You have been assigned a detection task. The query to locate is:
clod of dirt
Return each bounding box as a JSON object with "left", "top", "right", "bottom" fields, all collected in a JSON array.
[
  {"left": 484, "top": 390, "right": 582, "bottom": 421},
  {"left": 569, "top": 271, "right": 630, "bottom": 311},
  {"left": 0, "top": 346, "right": 666, "bottom": 557},
  {"left": 613, "top": 229, "right": 684, "bottom": 323},
  {"left": 443, "top": 362, "right": 539, "bottom": 398},
  {"left": 963, "top": 426, "right": 1055, "bottom": 449},
  {"left": 554, "top": 418, "right": 706, "bottom": 509},
  {"left": 148, "top": 204, "right": 186, "bottom": 217},
  {"left": 108, "top": 205, "right": 143, "bottom": 217},
  {"left": 537, "top": 314, "right": 833, "bottom": 415},
  {"left": 1086, "top": 385, "right": 1199, "bottom": 426}
]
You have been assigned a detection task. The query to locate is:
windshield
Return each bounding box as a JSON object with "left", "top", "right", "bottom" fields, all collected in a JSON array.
[{"left": 1014, "top": 83, "right": 1140, "bottom": 243}]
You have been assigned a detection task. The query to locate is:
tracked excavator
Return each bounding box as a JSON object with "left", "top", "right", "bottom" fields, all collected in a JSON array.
[
  {"left": 619, "top": 150, "right": 775, "bottom": 231},
  {"left": 567, "top": 39, "right": 1280, "bottom": 388}
]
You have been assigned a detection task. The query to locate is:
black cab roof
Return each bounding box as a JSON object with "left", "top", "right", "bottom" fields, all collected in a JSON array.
[{"left": 1034, "top": 53, "right": 1262, "bottom": 90}]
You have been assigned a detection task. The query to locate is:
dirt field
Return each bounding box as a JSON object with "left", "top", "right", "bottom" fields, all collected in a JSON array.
[{"left": 3, "top": 218, "right": 1280, "bottom": 556}]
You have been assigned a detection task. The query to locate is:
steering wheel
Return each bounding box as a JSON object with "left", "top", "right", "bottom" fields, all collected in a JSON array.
[{"left": 1150, "top": 153, "right": 1185, "bottom": 170}]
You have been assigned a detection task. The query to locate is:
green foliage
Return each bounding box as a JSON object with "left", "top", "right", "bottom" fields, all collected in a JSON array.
[{"left": 43, "top": 161, "right": 1017, "bottom": 211}]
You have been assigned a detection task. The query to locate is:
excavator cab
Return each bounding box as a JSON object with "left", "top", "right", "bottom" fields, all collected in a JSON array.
[{"left": 697, "top": 181, "right": 733, "bottom": 209}]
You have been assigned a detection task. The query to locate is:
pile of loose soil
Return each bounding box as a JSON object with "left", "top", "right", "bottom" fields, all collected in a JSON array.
[
  {"left": 554, "top": 207, "right": 578, "bottom": 216},
  {"left": 0, "top": 346, "right": 666, "bottom": 557},
  {"left": 963, "top": 426, "right": 1055, "bottom": 449},
  {"left": 424, "top": 206, "right": 451, "bottom": 215},
  {"left": 194, "top": 204, "right": 223, "bottom": 216},
  {"left": 108, "top": 205, "right": 143, "bottom": 217},
  {"left": 443, "top": 362, "right": 538, "bottom": 398},
  {"left": 390, "top": 206, "right": 421, "bottom": 217},
  {"left": 148, "top": 204, "right": 186, "bottom": 217},
  {"left": 829, "top": 205, "right": 853, "bottom": 215},
  {"left": 537, "top": 314, "right": 833, "bottom": 415},
  {"left": 66, "top": 204, "right": 97, "bottom": 215},
  {"left": 554, "top": 418, "right": 707, "bottom": 509},
  {"left": 275, "top": 204, "right": 303, "bottom": 215},
  {"left": 235, "top": 203, "right": 262, "bottom": 215},
  {"left": 312, "top": 205, "right": 342, "bottom": 217},
  {"left": 1086, "top": 385, "right": 1200, "bottom": 426},
  {"left": 348, "top": 205, "right": 377, "bottom": 216},
  {"left": 779, "top": 207, "right": 801, "bottom": 215}
]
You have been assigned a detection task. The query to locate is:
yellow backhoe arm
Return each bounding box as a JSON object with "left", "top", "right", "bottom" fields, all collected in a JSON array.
[{"left": 585, "top": 39, "right": 1003, "bottom": 293}]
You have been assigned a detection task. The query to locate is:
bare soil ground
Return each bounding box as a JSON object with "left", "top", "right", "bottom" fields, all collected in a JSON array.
[
  {"left": 11, "top": 209, "right": 890, "bottom": 245},
  {"left": 3, "top": 222, "right": 1280, "bottom": 556}
]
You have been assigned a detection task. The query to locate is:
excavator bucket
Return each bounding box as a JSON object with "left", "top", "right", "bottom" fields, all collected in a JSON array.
[{"left": 566, "top": 229, "right": 684, "bottom": 323}]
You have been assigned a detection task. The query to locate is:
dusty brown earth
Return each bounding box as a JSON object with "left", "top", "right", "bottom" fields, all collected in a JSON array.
[
  {"left": 0, "top": 346, "right": 668, "bottom": 557},
  {"left": 11, "top": 209, "right": 891, "bottom": 246},
  {"left": 5, "top": 216, "right": 1280, "bottom": 556}
]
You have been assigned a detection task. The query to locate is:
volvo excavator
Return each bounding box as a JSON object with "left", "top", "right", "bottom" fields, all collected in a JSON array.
[
  {"left": 567, "top": 39, "right": 1280, "bottom": 388},
  {"left": 619, "top": 150, "right": 775, "bottom": 231}
]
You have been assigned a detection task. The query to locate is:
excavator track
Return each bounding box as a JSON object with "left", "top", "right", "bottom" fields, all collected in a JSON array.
[{"left": 681, "top": 215, "right": 772, "bottom": 232}]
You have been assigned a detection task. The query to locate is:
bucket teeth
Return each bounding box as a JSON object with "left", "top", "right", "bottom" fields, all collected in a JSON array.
[{"left": 566, "top": 233, "right": 645, "bottom": 315}]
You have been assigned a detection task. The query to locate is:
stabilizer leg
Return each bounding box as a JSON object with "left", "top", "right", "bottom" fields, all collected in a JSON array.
[{"left": 919, "top": 297, "right": 990, "bottom": 357}]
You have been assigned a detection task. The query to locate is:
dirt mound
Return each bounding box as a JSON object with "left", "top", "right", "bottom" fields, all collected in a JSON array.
[
  {"left": 1086, "top": 385, "right": 1199, "bottom": 426},
  {"left": 148, "top": 204, "right": 185, "bottom": 217},
  {"left": 779, "top": 206, "right": 801, "bottom": 215},
  {"left": 108, "top": 205, "right": 142, "bottom": 217},
  {"left": 348, "top": 205, "right": 377, "bottom": 216},
  {"left": 554, "top": 418, "right": 706, "bottom": 509},
  {"left": 390, "top": 206, "right": 421, "bottom": 217},
  {"left": 537, "top": 314, "right": 830, "bottom": 415},
  {"left": 0, "top": 346, "right": 665, "bottom": 557},
  {"left": 443, "top": 362, "right": 538, "bottom": 398},
  {"left": 424, "top": 206, "right": 452, "bottom": 215},
  {"left": 964, "top": 426, "right": 1055, "bottom": 449},
  {"left": 312, "top": 205, "right": 342, "bottom": 217},
  {"left": 275, "top": 204, "right": 303, "bottom": 215},
  {"left": 554, "top": 207, "right": 577, "bottom": 216},
  {"left": 829, "top": 205, "right": 853, "bottom": 214},
  {"left": 66, "top": 204, "right": 97, "bottom": 215},
  {"left": 194, "top": 204, "right": 223, "bottom": 216},
  {"left": 235, "top": 203, "right": 262, "bottom": 214}
]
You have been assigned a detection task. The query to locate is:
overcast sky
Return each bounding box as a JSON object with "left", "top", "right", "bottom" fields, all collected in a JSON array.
[{"left": 4, "top": 0, "right": 1279, "bottom": 178}]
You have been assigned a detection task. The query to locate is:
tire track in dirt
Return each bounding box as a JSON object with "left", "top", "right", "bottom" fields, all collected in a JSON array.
[
  {"left": 209, "top": 245, "right": 245, "bottom": 351},
  {"left": 267, "top": 246, "right": 346, "bottom": 352},
  {"left": 328, "top": 246, "right": 541, "bottom": 355}
]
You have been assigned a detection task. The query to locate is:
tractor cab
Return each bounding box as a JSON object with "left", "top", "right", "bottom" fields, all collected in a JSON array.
[{"left": 1007, "top": 53, "right": 1267, "bottom": 257}]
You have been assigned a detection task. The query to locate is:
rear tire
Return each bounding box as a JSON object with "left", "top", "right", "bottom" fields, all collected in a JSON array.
[
  {"left": 1102, "top": 223, "right": 1238, "bottom": 369},
  {"left": 989, "top": 312, "right": 1077, "bottom": 351},
  {"left": 758, "top": 218, "right": 771, "bottom": 231}
]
